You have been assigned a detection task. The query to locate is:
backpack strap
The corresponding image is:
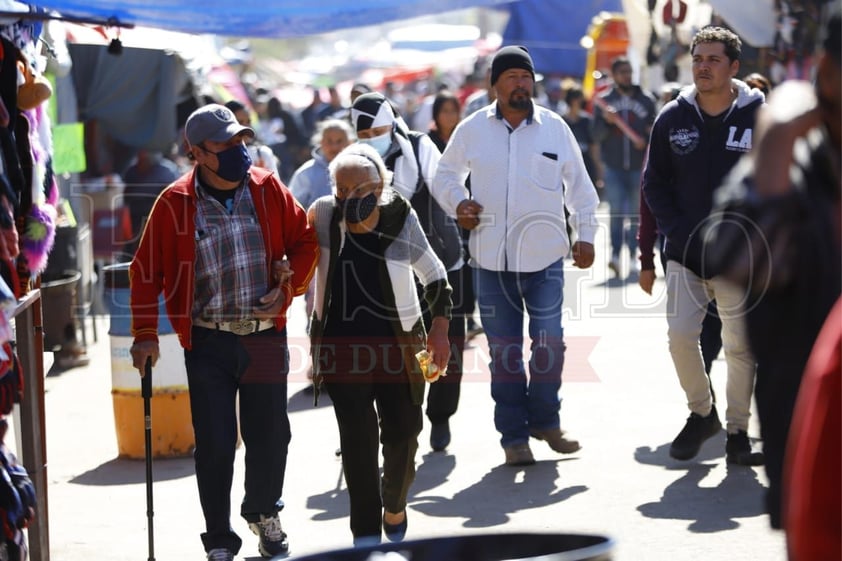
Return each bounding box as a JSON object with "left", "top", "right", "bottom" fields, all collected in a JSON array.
[{"left": 404, "top": 131, "right": 463, "bottom": 269}]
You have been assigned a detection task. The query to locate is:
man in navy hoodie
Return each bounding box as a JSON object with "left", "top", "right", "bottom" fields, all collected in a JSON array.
[{"left": 642, "top": 26, "right": 765, "bottom": 465}]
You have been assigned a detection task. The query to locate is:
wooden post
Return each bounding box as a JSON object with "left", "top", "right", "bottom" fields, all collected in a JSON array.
[{"left": 14, "top": 288, "right": 49, "bottom": 561}]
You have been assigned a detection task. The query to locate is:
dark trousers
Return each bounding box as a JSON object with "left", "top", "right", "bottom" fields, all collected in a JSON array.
[
  {"left": 423, "top": 266, "right": 467, "bottom": 424},
  {"left": 322, "top": 342, "right": 422, "bottom": 541},
  {"left": 185, "top": 327, "right": 291, "bottom": 554},
  {"left": 700, "top": 305, "right": 723, "bottom": 376}
]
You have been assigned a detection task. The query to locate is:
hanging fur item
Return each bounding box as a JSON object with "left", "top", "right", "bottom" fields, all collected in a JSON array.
[
  {"left": 16, "top": 106, "right": 56, "bottom": 276},
  {"left": 15, "top": 53, "right": 51, "bottom": 112}
]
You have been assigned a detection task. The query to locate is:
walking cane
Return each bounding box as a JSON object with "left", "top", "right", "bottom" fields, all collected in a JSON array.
[{"left": 143, "top": 357, "right": 156, "bottom": 561}]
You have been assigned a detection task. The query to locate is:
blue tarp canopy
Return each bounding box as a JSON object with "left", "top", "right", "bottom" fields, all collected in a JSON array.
[
  {"left": 502, "top": 0, "right": 623, "bottom": 77},
  {"left": 24, "top": 0, "right": 625, "bottom": 78},
  {"left": 28, "top": 0, "right": 512, "bottom": 37}
]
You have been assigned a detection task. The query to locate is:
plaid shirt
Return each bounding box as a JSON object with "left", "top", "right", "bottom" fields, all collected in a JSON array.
[{"left": 192, "top": 179, "right": 268, "bottom": 321}]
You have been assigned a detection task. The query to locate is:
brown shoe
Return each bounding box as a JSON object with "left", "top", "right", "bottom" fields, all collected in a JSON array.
[
  {"left": 504, "top": 443, "right": 536, "bottom": 466},
  {"left": 530, "top": 428, "right": 581, "bottom": 454}
]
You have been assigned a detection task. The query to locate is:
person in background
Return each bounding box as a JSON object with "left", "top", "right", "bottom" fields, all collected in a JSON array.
[
  {"left": 121, "top": 148, "right": 178, "bottom": 251},
  {"left": 225, "top": 100, "right": 279, "bottom": 176},
  {"left": 428, "top": 89, "right": 483, "bottom": 340},
  {"left": 289, "top": 118, "right": 354, "bottom": 331},
  {"left": 562, "top": 84, "right": 603, "bottom": 191},
  {"left": 703, "top": 7, "right": 840, "bottom": 532},
  {"left": 351, "top": 91, "right": 466, "bottom": 453},
  {"left": 350, "top": 83, "right": 372, "bottom": 105},
  {"left": 742, "top": 72, "right": 772, "bottom": 96},
  {"left": 592, "top": 56, "right": 657, "bottom": 279},
  {"left": 307, "top": 143, "right": 451, "bottom": 546},
  {"left": 129, "top": 103, "right": 318, "bottom": 561},
  {"left": 463, "top": 64, "right": 495, "bottom": 118},
  {"left": 411, "top": 82, "right": 448, "bottom": 133},
  {"left": 537, "top": 77, "right": 568, "bottom": 116},
  {"left": 317, "top": 86, "right": 347, "bottom": 122},
  {"left": 432, "top": 45, "right": 599, "bottom": 466},
  {"left": 297, "top": 87, "right": 326, "bottom": 145},
  {"left": 260, "top": 95, "right": 305, "bottom": 184},
  {"left": 423, "top": 89, "right": 474, "bottom": 451},
  {"left": 642, "top": 26, "right": 765, "bottom": 467}
]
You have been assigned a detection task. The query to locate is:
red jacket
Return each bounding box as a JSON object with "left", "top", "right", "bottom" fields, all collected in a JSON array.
[{"left": 129, "top": 166, "right": 318, "bottom": 349}]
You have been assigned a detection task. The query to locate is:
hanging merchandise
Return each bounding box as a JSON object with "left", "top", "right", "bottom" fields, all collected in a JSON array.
[
  {"left": 0, "top": 419, "right": 35, "bottom": 561},
  {"left": 0, "top": 10, "right": 59, "bottom": 292}
]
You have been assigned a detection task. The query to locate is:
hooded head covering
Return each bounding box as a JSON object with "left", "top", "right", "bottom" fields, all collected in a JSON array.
[{"left": 350, "top": 92, "right": 396, "bottom": 132}]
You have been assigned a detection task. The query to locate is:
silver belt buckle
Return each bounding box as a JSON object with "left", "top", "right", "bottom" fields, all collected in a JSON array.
[{"left": 230, "top": 320, "right": 256, "bottom": 335}]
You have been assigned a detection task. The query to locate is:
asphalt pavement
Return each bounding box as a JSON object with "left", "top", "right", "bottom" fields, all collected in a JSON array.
[{"left": 9, "top": 210, "right": 787, "bottom": 560}]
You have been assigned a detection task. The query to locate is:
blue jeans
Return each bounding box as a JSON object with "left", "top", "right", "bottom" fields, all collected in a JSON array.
[
  {"left": 185, "top": 326, "right": 291, "bottom": 554},
  {"left": 474, "top": 259, "right": 566, "bottom": 448},
  {"left": 603, "top": 166, "right": 642, "bottom": 258}
]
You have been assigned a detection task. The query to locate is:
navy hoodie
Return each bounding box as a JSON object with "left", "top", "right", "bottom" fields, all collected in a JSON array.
[{"left": 642, "top": 79, "right": 764, "bottom": 277}]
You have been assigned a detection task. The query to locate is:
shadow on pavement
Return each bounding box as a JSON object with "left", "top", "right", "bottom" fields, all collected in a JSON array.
[
  {"left": 411, "top": 460, "right": 587, "bottom": 528},
  {"left": 412, "top": 452, "right": 457, "bottom": 496},
  {"left": 305, "top": 462, "right": 349, "bottom": 522},
  {"left": 594, "top": 277, "right": 626, "bottom": 289},
  {"left": 288, "top": 384, "right": 333, "bottom": 413},
  {"left": 69, "top": 456, "right": 194, "bottom": 486},
  {"left": 303, "top": 454, "right": 586, "bottom": 531},
  {"left": 636, "top": 463, "right": 767, "bottom": 532},
  {"left": 634, "top": 432, "right": 727, "bottom": 467}
]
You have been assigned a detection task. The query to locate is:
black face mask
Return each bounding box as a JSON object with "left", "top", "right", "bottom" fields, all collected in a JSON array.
[{"left": 336, "top": 192, "right": 377, "bottom": 224}]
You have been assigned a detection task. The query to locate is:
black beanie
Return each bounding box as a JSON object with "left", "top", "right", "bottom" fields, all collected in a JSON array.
[{"left": 490, "top": 45, "right": 535, "bottom": 85}]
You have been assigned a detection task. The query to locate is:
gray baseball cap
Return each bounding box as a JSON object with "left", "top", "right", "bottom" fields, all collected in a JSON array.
[{"left": 184, "top": 103, "right": 254, "bottom": 146}]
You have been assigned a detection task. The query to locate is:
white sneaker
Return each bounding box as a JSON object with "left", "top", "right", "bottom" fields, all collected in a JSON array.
[
  {"left": 608, "top": 258, "right": 621, "bottom": 278},
  {"left": 248, "top": 513, "right": 289, "bottom": 558},
  {"left": 207, "top": 548, "right": 234, "bottom": 561}
]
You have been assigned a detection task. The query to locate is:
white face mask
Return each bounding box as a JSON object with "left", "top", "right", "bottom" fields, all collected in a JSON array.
[{"left": 359, "top": 130, "right": 392, "bottom": 157}]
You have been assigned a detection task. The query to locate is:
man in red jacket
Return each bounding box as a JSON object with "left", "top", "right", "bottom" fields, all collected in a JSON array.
[{"left": 129, "top": 104, "right": 318, "bottom": 561}]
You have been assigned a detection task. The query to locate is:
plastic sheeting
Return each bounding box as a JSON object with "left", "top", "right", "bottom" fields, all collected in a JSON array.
[
  {"left": 30, "top": 0, "right": 511, "bottom": 38},
  {"left": 502, "top": 0, "right": 624, "bottom": 77},
  {"left": 68, "top": 44, "right": 188, "bottom": 151}
]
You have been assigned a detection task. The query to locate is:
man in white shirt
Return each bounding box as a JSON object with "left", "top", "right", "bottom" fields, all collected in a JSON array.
[{"left": 431, "top": 45, "right": 599, "bottom": 466}]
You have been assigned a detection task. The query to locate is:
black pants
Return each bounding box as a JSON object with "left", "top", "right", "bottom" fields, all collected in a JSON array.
[
  {"left": 423, "top": 266, "right": 467, "bottom": 424},
  {"left": 322, "top": 342, "right": 422, "bottom": 541},
  {"left": 185, "top": 327, "right": 290, "bottom": 554}
]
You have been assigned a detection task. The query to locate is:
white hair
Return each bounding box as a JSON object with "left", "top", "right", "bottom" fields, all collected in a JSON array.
[
  {"left": 328, "top": 143, "right": 395, "bottom": 205},
  {"left": 311, "top": 118, "right": 354, "bottom": 147}
]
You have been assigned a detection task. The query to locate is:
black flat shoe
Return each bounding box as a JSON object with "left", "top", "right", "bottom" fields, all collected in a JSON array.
[
  {"left": 383, "top": 511, "right": 407, "bottom": 542},
  {"left": 430, "top": 421, "right": 451, "bottom": 452}
]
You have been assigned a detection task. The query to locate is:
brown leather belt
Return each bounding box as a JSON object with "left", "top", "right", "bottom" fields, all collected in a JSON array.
[{"left": 193, "top": 318, "right": 274, "bottom": 335}]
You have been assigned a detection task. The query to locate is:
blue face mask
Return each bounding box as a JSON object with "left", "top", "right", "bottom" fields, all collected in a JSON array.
[
  {"left": 205, "top": 143, "right": 252, "bottom": 182},
  {"left": 335, "top": 192, "right": 378, "bottom": 224},
  {"left": 359, "top": 131, "right": 392, "bottom": 157}
]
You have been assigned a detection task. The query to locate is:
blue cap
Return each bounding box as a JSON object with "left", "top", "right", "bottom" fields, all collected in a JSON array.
[{"left": 185, "top": 104, "right": 254, "bottom": 146}]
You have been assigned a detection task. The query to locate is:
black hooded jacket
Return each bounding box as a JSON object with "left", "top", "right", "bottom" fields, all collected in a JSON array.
[{"left": 642, "top": 80, "right": 764, "bottom": 277}]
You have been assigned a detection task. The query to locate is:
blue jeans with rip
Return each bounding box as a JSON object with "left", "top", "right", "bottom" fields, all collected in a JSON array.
[
  {"left": 474, "top": 258, "right": 566, "bottom": 448},
  {"left": 185, "top": 326, "right": 291, "bottom": 554}
]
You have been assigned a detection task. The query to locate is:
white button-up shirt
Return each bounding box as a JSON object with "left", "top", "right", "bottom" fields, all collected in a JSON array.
[{"left": 432, "top": 102, "right": 599, "bottom": 272}]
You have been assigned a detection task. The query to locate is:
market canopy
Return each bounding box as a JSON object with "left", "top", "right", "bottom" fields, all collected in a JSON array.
[
  {"left": 25, "top": 0, "right": 513, "bottom": 37},
  {"left": 502, "top": 0, "right": 623, "bottom": 76}
]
